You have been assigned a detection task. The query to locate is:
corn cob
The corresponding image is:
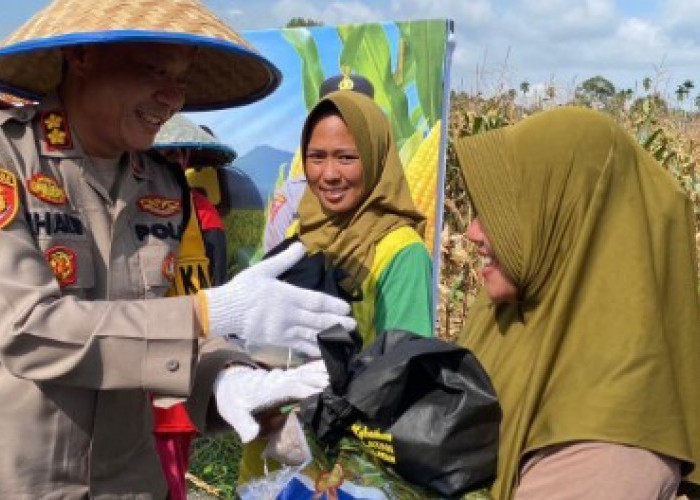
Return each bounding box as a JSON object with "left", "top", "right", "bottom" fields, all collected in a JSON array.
[{"left": 404, "top": 120, "right": 441, "bottom": 254}]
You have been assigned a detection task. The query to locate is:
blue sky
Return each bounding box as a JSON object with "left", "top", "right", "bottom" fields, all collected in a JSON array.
[{"left": 2, "top": 0, "right": 699, "bottom": 108}]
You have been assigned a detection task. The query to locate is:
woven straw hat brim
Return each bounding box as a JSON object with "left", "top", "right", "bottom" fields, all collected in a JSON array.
[
  {"left": 156, "top": 142, "right": 235, "bottom": 167},
  {"left": 152, "top": 140, "right": 236, "bottom": 167},
  {"left": 0, "top": 0, "right": 281, "bottom": 111},
  {"left": 0, "top": 91, "right": 34, "bottom": 108},
  {"left": 152, "top": 113, "right": 236, "bottom": 166}
]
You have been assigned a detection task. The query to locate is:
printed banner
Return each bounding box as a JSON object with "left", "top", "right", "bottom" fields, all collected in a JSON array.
[{"left": 187, "top": 18, "right": 453, "bottom": 311}]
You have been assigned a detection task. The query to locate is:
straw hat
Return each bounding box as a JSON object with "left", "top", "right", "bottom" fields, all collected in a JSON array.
[
  {"left": 0, "top": 92, "right": 34, "bottom": 109},
  {"left": 0, "top": 0, "right": 281, "bottom": 111},
  {"left": 152, "top": 113, "right": 236, "bottom": 167}
]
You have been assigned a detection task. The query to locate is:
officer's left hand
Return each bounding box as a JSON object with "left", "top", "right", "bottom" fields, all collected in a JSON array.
[{"left": 213, "top": 360, "right": 328, "bottom": 443}]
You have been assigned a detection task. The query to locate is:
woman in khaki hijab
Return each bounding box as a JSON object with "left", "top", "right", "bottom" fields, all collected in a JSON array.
[
  {"left": 238, "top": 89, "right": 435, "bottom": 483},
  {"left": 455, "top": 107, "right": 700, "bottom": 499},
  {"left": 297, "top": 89, "right": 434, "bottom": 344}
]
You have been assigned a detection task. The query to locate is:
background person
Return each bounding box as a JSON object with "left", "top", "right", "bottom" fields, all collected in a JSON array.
[
  {"left": 150, "top": 114, "right": 236, "bottom": 498},
  {"left": 153, "top": 114, "right": 233, "bottom": 286},
  {"left": 455, "top": 106, "right": 700, "bottom": 499},
  {"left": 263, "top": 72, "right": 375, "bottom": 252},
  {"left": 0, "top": 0, "right": 353, "bottom": 496}
]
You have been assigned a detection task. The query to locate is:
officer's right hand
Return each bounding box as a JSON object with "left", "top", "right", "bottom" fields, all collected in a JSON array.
[{"left": 200, "top": 241, "right": 356, "bottom": 357}]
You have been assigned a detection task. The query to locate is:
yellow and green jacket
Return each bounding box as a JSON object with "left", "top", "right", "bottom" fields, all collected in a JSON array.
[{"left": 352, "top": 225, "right": 433, "bottom": 345}]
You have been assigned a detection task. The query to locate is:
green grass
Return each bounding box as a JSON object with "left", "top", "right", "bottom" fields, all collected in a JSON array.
[{"left": 189, "top": 433, "right": 243, "bottom": 499}]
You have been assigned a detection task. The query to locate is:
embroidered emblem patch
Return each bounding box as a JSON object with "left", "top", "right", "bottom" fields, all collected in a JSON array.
[
  {"left": 26, "top": 174, "right": 67, "bottom": 205},
  {"left": 46, "top": 245, "right": 77, "bottom": 287},
  {"left": 162, "top": 253, "right": 176, "bottom": 282},
  {"left": 137, "top": 195, "right": 182, "bottom": 217},
  {"left": 41, "top": 110, "right": 73, "bottom": 150},
  {"left": 0, "top": 168, "right": 19, "bottom": 229},
  {"left": 269, "top": 193, "right": 287, "bottom": 223}
]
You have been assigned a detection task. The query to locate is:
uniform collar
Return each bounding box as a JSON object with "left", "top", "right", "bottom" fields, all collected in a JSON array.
[{"left": 34, "top": 95, "right": 83, "bottom": 159}]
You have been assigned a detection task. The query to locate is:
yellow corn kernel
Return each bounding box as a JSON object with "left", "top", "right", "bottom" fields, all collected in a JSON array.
[{"left": 404, "top": 120, "right": 441, "bottom": 254}]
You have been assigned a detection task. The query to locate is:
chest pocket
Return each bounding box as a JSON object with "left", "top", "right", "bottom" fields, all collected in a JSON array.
[
  {"left": 139, "top": 241, "right": 178, "bottom": 299},
  {"left": 130, "top": 205, "right": 184, "bottom": 299},
  {"left": 34, "top": 210, "right": 95, "bottom": 293}
]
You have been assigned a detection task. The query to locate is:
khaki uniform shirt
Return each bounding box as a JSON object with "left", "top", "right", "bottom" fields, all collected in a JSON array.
[{"left": 0, "top": 99, "right": 249, "bottom": 498}]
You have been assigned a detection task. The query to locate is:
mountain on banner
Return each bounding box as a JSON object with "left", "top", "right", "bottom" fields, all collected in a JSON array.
[{"left": 233, "top": 144, "right": 293, "bottom": 202}]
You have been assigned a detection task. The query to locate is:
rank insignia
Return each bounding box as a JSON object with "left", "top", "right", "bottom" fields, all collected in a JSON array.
[
  {"left": 0, "top": 168, "right": 19, "bottom": 229},
  {"left": 137, "top": 195, "right": 182, "bottom": 217},
  {"left": 26, "top": 174, "right": 67, "bottom": 205},
  {"left": 46, "top": 245, "right": 77, "bottom": 287},
  {"left": 41, "top": 110, "right": 73, "bottom": 150},
  {"left": 162, "top": 252, "right": 176, "bottom": 282}
]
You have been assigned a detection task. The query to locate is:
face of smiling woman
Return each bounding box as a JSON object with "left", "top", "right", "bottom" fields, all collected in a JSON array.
[
  {"left": 466, "top": 216, "right": 518, "bottom": 303},
  {"left": 304, "top": 113, "right": 365, "bottom": 215}
]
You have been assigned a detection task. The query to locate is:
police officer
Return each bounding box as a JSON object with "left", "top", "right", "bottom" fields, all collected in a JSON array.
[{"left": 0, "top": 0, "right": 354, "bottom": 496}]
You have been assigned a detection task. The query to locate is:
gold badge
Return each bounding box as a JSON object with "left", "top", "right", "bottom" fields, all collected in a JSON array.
[
  {"left": 137, "top": 195, "right": 182, "bottom": 217},
  {"left": 26, "top": 174, "right": 67, "bottom": 205},
  {"left": 0, "top": 168, "right": 19, "bottom": 229},
  {"left": 41, "top": 110, "right": 73, "bottom": 150},
  {"left": 46, "top": 245, "right": 77, "bottom": 287}
]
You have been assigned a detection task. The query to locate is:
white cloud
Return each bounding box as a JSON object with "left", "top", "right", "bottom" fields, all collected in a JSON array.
[
  {"left": 267, "top": 0, "right": 379, "bottom": 27},
  {"left": 615, "top": 18, "right": 667, "bottom": 56},
  {"left": 661, "top": 0, "right": 700, "bottom": 37},
  {"left": 389, "top": 0, "right": 494, "bottom": 27},
  {"left": 202, "top": 0, "right": 700, "bottom": 105},
  {"left": 514, "top": 0, "right": 617, "bottom": 40}
]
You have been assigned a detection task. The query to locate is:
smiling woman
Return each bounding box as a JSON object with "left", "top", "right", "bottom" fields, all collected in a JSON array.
[
  {"left": 456, "top": 106, "right": 700, "bottom": 499},
  {"left": 298, "top": 89, "right": 434, "bottom": 345},
  {"left": 237, "top": 85, "right": 437, "bottom": 486},
  {"left": 304, "top": 109, "right": 364, "bottom": 215}
]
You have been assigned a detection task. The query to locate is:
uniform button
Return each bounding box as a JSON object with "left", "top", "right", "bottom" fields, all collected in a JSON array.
[{"left": 166, "top": 359, "right": 180, "bottom": 372}]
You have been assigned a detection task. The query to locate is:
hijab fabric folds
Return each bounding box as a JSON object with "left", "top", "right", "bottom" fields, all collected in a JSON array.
[
  {"left": 455, "top": 107, "right": 700, "bottom": 498},
  {"left": 297, "top": 91, "right": 425, "bottom": 288}
]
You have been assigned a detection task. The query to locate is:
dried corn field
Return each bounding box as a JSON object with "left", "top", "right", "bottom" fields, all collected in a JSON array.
[{"left": 436, "top": 91, "right": 700, "bottom": 342}]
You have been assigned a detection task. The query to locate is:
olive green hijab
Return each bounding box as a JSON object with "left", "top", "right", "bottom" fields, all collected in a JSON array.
[
  {"left": 455, "top": 107, "right": 700, "bottom": 498},
  {"left": 297, "top": 90, "right": 425, "bottom": 286}
]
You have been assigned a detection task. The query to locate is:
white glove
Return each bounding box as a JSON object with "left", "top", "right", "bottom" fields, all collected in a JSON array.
[
  {"left": 214, "top": 360, "right": 329, "bottom": 443},
  {"left": 201, "top": 241, "right": 356, "bottom": 356}
]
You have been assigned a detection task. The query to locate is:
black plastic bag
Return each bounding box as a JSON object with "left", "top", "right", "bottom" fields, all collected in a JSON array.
[
  {"left": 300, "top": 327, "right": 501, "bottom": 497},
  {"left": 264, "top": 236, "right": 360, "bottom": 304}
]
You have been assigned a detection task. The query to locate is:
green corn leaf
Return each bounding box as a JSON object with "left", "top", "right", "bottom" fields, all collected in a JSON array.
[
  {"left": 397, "top": 19, "right": 447, "bottom": 127},
  {"left": 337, "top": 23, "right": 414, "bottom": 145},
  {"left": 282, "top": 28, "right": 325, "bottom": 110}
]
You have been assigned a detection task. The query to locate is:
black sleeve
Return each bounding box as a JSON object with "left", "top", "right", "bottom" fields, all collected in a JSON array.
[{"left": 202, "top": 227, "right": 227, "bottom": 287}]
